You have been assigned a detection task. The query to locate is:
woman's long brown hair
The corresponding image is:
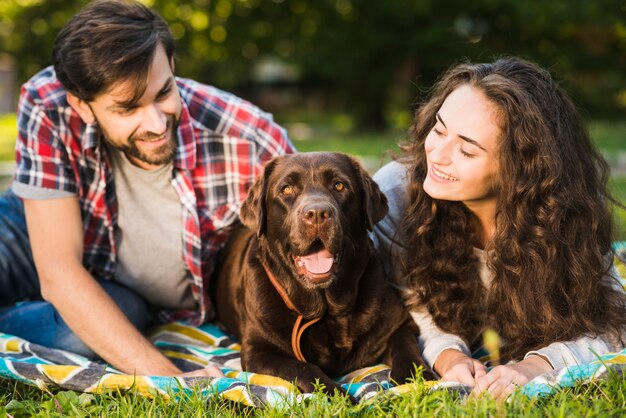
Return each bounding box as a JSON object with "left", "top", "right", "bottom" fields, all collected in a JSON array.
[{"left": 401, "top": 57, "right": 626, "bottom": 361}]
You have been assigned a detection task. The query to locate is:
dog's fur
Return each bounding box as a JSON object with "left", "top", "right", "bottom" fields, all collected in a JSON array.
[{"left": 213, "top": 152, "right": 431, "bottom": 396}]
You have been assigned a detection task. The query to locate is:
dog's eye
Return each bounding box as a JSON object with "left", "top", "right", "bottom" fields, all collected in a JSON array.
[
  {"left": 280, "top": 185, "right": 294, "bottom": 196},
  {"left": 333, "top": 181, "right": 346, "bottom": 192}
]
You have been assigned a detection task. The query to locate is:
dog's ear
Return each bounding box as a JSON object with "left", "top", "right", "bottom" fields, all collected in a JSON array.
[
  {"left": 348, "top": 156, "right": 389, "bottom": 231},
  {"left": 240, "top": 157, "right": 280, "bottom": 236}
]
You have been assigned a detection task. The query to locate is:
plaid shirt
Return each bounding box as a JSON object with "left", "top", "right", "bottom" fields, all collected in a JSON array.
[{"left": 14, "top": 66, "right": 295, "bottom": 324}]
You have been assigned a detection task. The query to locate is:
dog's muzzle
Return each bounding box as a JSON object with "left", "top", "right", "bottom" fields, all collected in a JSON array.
[{"left": 291, "top": 197, "right": 340, "bottom": 284}]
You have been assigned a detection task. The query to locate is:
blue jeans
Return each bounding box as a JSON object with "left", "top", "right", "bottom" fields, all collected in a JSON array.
[{"left": 0, "top": 190, "right": 150, "bottom": 359}]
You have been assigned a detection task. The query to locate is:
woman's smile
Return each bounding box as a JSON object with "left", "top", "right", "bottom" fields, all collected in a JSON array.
[{"left": 430, "top": 165, "right": 459, "bottom": 182}]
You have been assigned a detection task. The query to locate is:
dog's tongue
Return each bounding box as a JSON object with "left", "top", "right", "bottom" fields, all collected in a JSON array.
[{"left": 297, "top": 249, "right": 334, "bottom": 274}]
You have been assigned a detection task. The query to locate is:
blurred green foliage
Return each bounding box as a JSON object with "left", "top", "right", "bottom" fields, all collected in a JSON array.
[
  {"left": 0, "top": 114, "right": 15, "bottom": 161},
  {"left": 1, "top": 0, "right": 625, "bottom": 130}
]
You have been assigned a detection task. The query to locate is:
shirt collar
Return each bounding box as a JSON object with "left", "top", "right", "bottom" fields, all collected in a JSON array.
[
  {"left": 173, "top": 99, "right": 197, "bottom": 170},
  {"left": 81, "top": 122, "right": 100, "bottom": 151}
]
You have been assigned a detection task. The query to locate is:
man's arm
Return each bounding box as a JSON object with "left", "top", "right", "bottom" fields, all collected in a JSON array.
[{"left": 24, "top": 196, "right": 209, "bottom": 376}]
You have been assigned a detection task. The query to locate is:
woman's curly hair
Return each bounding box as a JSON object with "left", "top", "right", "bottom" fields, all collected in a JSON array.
[{"left": 401, "top": 57, "right": 626, "bottom": 362}]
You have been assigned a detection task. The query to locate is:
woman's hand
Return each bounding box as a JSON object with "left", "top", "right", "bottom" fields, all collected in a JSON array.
[
  {"left": 472, "top": 355, "right": 552, "bottom": 400},
  {"left": 434, "top": 348, "right": 488, "bottom": 387}
]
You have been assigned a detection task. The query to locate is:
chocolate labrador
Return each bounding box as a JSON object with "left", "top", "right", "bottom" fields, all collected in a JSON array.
[{"left": 213, "top": 152, "right": 431, "bottom": 397}]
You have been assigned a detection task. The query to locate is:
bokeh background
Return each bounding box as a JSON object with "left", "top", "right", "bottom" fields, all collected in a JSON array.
[{"left": 1, "top": 0, "right": 625, "bottom": 232}]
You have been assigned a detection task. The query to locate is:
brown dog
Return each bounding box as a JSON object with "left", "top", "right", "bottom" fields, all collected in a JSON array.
[{"left": 212, "top": 152, "right": 431, "bottom": 397}]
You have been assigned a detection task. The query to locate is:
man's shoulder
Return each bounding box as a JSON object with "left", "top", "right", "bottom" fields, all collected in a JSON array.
[
  {"left": 21, "top": 66, "right": 69, "bottom": 110},
  {"left": 176, "top": 77, "right": 270, "bottom": 136}
]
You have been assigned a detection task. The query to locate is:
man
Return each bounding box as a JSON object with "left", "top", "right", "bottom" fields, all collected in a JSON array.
[{"left": 0, "top": 0, "right": 294, "bottom": 377}]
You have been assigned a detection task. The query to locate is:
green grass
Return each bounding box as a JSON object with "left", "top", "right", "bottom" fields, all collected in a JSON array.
[
  {"left": 277, "top": 111, "right": 404, "bottom": 157},
  {"left": 590, "top": 120, "right": 626, "bottom": 154},
  {"left": 611, "top": 177, "right": 626, "bottom": 240},
  {"left": 2, "top": 373, "right": 625, "bottom": 417},
  {"left": 292, "top": 132, "right": 401, "bottom": 158}
]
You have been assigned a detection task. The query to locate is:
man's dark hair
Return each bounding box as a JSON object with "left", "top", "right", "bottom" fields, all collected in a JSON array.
[{"left": 52, "top": 0, "right": 175, "bottom": 103}]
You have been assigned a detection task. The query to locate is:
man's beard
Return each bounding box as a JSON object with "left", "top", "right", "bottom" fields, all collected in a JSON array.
[{"left": 104, "top": 115, "right": 179, "bottom": 167}]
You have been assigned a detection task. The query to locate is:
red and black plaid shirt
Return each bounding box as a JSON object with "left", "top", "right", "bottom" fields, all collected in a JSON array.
[{"left": 14, "top": 66, "right": 295, "bottom": 324}]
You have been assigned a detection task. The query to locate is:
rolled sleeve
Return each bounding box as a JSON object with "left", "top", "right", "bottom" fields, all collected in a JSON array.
[
  {"left": 14, "top": 88, "right": 78, "bottom": 195},
  {"left": 525, "top": 337, "right": 613, "bottom": 371},
  {"left": 11, "top": 182, "right": 76, "bottom": 200},
  {"left": 411, "top": 309, "right": 470, "bottom": 370}
]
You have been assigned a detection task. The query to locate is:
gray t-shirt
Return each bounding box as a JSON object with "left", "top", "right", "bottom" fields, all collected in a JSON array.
[
  {"left": 107, "top": 146, "right": 194, "bottom": 310},
  {"left": 372, "top": 161, "right": 624, "bottom": 372}
]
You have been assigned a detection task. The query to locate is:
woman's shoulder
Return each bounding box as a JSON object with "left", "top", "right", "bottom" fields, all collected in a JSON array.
[
  {"left": 373, "top": 160, "right": 411, "bottom": 195},
  {"left": 372, "top": 160, "right": 412, "bottom": 222}
]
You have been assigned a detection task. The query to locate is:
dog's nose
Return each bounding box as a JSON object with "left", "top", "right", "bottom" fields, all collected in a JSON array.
[{"left": 302, "top": 204, "right": 332, "bottom": 226}]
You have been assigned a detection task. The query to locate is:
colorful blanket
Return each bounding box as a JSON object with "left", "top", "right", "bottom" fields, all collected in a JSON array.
[{"left": 0, "top": 321, "right": 624, "bottom": 407}]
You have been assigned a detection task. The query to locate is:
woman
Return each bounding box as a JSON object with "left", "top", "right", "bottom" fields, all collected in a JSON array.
[{"left": 373, "top": 57, "right": 626, "bottom": 399}]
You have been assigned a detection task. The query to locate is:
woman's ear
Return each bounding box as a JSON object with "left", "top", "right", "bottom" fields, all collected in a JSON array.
[{"left": 66, "top": 92, "right": 96, "bottom": 125}]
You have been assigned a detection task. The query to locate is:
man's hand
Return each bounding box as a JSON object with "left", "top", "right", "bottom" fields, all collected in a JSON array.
[
  {"left": 434, "top": 348, "right": 488, "bottom": 387},
  {"left": 471, "top": 355, "right": 552, "bottom": 400},
  {"left": 179, "top": 365, "right": 224, "bottom": 378}
]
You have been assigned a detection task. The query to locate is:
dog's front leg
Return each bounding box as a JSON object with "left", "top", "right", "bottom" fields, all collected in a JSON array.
[
  {"left": 242, "top": 346, "right": 355, "bottom": 401},
  {"left": 385, "top": 321, "right": 435, "bottom": 383}
]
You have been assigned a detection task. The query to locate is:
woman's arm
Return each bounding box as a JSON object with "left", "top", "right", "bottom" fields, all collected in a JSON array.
[
  {"left": 412, "top": 308, "right": 488, "bottom": 386},
  {"left": 410, "top": 308, "right": 471, "bottom": 369},
  {"left": 474, "top": 269, "right": 625, "bottom": 400},
  {"left": 524, "top": 336, "right": 614, "bottom": 371}
]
